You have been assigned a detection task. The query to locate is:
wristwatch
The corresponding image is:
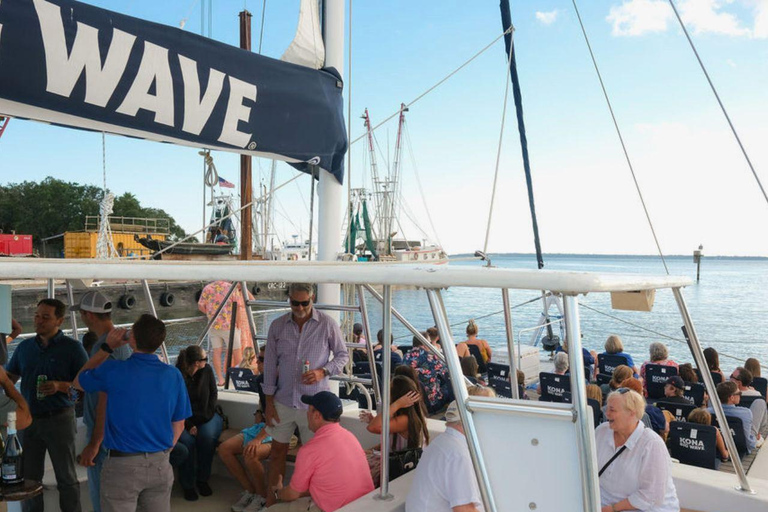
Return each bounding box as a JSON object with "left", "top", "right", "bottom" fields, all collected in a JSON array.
[
  {"left": 322, "top": 367, "right": 330, "bottom": 377},
  {"left": 100, "top": 344, "right": 114, "bottom": 354}
]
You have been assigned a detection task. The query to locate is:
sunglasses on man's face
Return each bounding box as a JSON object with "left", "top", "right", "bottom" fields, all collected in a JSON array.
[
  {"left": 197, "top": 357, "right": 208, "bottom": 363},
  {"left": 257, "top": 357, "right": 264, "bottom": 362},
  {"left": 290, "top": 299, "right": 311, "bottom": 307}
]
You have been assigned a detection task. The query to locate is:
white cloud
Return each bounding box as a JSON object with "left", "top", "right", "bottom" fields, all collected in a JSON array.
[
  {"left": 607, "top": 0, "right": 672, "bottom": 36},
  {"left": 607, "top": 0, "right": 765, "bottom": 38},
  {"left": 535, "top": 10, "right": 559, "bottom": 25}
]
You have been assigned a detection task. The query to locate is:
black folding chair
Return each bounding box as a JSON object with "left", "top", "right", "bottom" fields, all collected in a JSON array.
[
  {"left": 752, "top": 377, "right": 767, "bottom": 399},
  {"left": 539, "top": 372, "right": 570, "bottom": 402},
  {"left": 467, "top": 344, "right": 488, "bottom": 374},
  {"left": 227, "top": 368, "right": 259, "bottom": 393},
  {"left": 597, "top": 353, "right": 631, "bottom": 376},
  {"left": 669, "top": 421, "right": 718, "bottom": 470},
  {"left": 737, "top": 395, "right": 765, "bottom": 410},
  {"left": 656, "top": 401, "right": 696, "bottom": 423},
  {"left": 645, "top": 364, "right": 678, "bottom": 399},
  {"left": 713, "top": 416, "right": 748, "bottom": 458},
  {"left": 683, "top": 382, "right": 705, "bottom": 407},
  {"left": 487, "top": 362, "right": 513, "bottom": 398},
  {"left": 694, "top": 368, "right": 724, "bottom": 386}
]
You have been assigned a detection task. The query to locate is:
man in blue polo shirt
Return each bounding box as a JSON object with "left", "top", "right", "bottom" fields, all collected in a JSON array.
[
  {"left": 75, "top": 314, "right": 191, "bottom": 512},
  {"left": 7, "top": 298, "right": 88, "bottom": 512}
]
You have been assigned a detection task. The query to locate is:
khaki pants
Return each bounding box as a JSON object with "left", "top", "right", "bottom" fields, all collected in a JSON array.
[
  {"left": 266, "top": 497, "right": 322, "bottom": 512},
  {"left": 100, "top": 450, "right": 173, "bottom": 512}
]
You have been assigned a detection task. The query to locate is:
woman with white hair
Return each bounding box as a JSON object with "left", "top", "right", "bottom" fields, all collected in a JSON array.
[
  {"left": 597, "top": 388, "right": 679, "bottom": 512},
  {"left": 640, "top": 342, "right": 679, "bottom": 394}
]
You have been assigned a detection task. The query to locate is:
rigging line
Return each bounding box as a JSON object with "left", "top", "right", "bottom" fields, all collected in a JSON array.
[
  {"left": 571, "top": 0, "right": 670, "bottom": 275},
  {"left": 349, "top": 26, "right": 514, "bottom": 147},
  {"left": 579, "top": 302, "right": 743, "bottom": 363},
  {"left": 258, "top": 0, "right": 267, "bottom": 54},
  {"left": 346, "top": 0, "right": 353, "bottom": 241},
  {"left": 667, "top": 0, "right": 768, "bottom": 209},
  {"left": 101, "top": 132, "right": 107, "bottom": 191},
  {"left": 483, "top": 34, "right": 514, "bottom": 255},
  {"left": 403, "top": 123, "right": 442, "bottom": 247}
]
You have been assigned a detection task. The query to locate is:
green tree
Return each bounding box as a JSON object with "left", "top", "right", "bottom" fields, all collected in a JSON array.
[{"left": 0, "top": 178, "right": 189, "bottom": 255}]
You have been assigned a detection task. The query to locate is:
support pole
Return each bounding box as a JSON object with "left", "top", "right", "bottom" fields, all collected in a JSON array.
[
  {"left": 501, "top": 288, "right": 519, "bottom": 399},
  {"left": 377, "top": 285, "right": 393, "bottom": 500},
  {"left": 225, "top": 303, "right": 238, "bottom": 389},
  {"left": 65, "top": 280, "right": 79, "bottom": 338},
  {"left": 239, "top": 10, "right": 253, "bottom": 261},
  {"left": 356, "top": 285, "right": 381, "bottom": 406},
  {"left": 141, "top": 280, "right": 168, "bottom": 363},
  {"left": 47, "top": 279, "right": 55, "bottom": 299},
  {"left": 562, "top": 295, "right": 601, "bottom": 512},
  {"left": 672, "top": 288, "right": 753, "bottom": 493},
  {"left": 427, "top": 290, "right": 496, "bottom": 512},
  {"left": 317, "top": 0, "right": 345, "bottom": 308},
  {"left": 240, "top": 281, "right": 258, "bottom": 349}
]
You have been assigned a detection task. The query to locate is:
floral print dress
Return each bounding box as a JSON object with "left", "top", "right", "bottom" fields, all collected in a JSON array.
[{"left": 404, "top": 347, "right": 451, "bottom": 413}]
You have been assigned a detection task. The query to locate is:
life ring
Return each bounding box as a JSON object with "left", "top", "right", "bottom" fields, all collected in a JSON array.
[
  {"left": 290, "top": 254, "right": 299, "bottom": 261},
  {"left": 160, "top": 292, "right": 175, "bottom": 307},
  {"left": 194, "top": 289, "right": 203, "bottom": 303},
  {"left": 251, "top": 285, "right": 261, "bottom": 296},
  {"left": 118, "top": 294, "right": 136, "bottom": 310}
]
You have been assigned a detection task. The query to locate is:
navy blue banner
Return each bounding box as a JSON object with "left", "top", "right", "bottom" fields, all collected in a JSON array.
[{"left": 0, "top": 0, "right": 347, "bottom": 182}]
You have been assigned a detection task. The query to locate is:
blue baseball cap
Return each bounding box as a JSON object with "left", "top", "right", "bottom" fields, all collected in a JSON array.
[{"left": 301, "top": 391, "right": 343, "bottom": 421}]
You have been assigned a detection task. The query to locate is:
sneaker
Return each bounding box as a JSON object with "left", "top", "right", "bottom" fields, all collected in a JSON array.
[
  {"left": 242, "top": 495, "right": 266, "bottom": 512},
  {"left": 183, "top": 488, "right": 199, "bottom": 501},
  {"left": 232, "top": 491, "right": 255, "bottom": 512},
  {"left": 197, "top": 480, "right": 213, "bottom": 497},
  {"left": 756, "top": 436, "right": 765, "bottom": 449}
]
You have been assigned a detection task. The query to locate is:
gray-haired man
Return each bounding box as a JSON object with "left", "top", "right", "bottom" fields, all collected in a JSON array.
[{"left": 262, "top": 283, "right": 349, "bottom": 507}]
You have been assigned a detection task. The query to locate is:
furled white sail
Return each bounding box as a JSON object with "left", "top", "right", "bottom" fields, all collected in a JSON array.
[{"left": 281, "top": 0, "right": 325, "bottom": 69}]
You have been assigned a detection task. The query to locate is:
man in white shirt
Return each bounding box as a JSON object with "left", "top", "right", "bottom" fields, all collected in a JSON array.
[
  {"left": 405, "top": 401, "right": 484, "bottom": 512},
  {"left": 730, "top": 367, "right": 767, "bottom": 435}
]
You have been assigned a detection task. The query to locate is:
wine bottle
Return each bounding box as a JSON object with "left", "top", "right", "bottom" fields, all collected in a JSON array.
[{"left": 2, "top": 411, "right": 23, "bottom": 486}]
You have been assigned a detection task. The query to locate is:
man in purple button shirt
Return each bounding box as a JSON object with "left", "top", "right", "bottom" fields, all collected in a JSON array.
[{"left": 263, "top": 283, "right": 349, "bottom": 507}]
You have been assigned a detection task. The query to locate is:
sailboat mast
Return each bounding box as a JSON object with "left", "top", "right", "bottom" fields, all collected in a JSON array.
[{"left": 390, "top": 103, "right": 408, "bottom": 249}]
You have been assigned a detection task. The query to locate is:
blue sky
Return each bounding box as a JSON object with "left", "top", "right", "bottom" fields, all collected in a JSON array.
[{"left": 2, "top": 0, "right": 767, "bottom": 256}]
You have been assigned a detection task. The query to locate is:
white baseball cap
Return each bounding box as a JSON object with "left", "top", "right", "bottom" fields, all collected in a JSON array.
[{"left": 70, "top": 291, "right": 113, "bottom": 314}]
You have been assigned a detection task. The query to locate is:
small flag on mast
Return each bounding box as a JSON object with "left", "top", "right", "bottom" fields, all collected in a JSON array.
[{"left": 218, "top": 177, "right": 235, "bottom": 189}]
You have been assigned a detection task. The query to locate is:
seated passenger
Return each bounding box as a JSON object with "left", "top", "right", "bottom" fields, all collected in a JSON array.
[
  {"left": 373, "top": 329, "right": 403, "bottom": 366},
  {"left": 620, "top": 378, "right": 668, "bottom": 439},
  {"left": 176, "top": 345, "right": 224, "bottom": 501},
  {"left": 640, "top": 342, "right": 679, "bottom": 393},
  {"left": 352, "top": 323, "right": 366, "bottom": 345},
  {"left": 516, "top": 369, "right": 528, "bottom": 399},
  {"left": 459, "top": 320, "right": 491, "bottom": 363},
  {"left": 597, "top": 388, "right": 679, "bottom": 512},
  {"left": 708, "top": 381, "right": 759, "bottom": 454},
  {"left": 219, "top": 409, "right": 273, "bottom": 512},
  {"left": 426, "top": 327, "right": 442, "bottom": 352},
  {"left": 404, "top": 335, "right": 452, "bottom": 414},
  {"left": 597, "top": 334, "right": 639, "bottom": 377},
  {"left": 730, "top": 367, "right": 767, "bottom": 433},
  {"left": 360, "top": 376, "right": 430, "bottom": 485},
  {"left": 461, "top": 356, "right": 483, "bottom": 386},
  {"left": 239, "top": 346, "right": 259, "bottom": 374},
  {"left": 662, "top": 376, "right": 690, "bottom": 405},
  {"left": 405, "top": 402, "right": 483, "bottom": 512},
  {"left": 467, "top": 384, "right": 496, "bottom": 398},
  {"left": 745, "top": 358, "right": 761, "bottom": 379},
  {"left": 601, "top": 365, "right": 634, "bottom": 399},
  {"left": 555, "top": 338, "right": 595, "bottom": 376},
  {"left": 269, "top": 392, "right": 374, "bottom": 512},
  {"left": 704, "top": 347, "right": 726, "bottom": 382},
  {"left": 687, "top": 407, "right": 729, "bottom": 466},
  {"left": 678, "top": 363, "right": 698, "bottom": 384}
]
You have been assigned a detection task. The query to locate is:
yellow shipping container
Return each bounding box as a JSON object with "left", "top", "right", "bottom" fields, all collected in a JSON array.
[{"left": 64, "top": 232, "right": 166, "bottom": 259}]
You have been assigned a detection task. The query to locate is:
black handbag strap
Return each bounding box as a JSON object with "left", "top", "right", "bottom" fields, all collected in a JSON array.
[{"left": 599, "top": 445, "right": 627, "bottom": 477}]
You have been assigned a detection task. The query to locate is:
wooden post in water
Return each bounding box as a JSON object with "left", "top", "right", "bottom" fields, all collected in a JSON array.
[
  {"left": 239, "top": 10, "right": 253, "bottom": 260},
  {"left": 693, "top": 244, "right": 703, "bottom": 283}
]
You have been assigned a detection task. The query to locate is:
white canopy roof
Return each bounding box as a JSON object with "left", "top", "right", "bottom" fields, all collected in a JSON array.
[{"left": 0, "top": 259, "right": 692, "bottom": 294}]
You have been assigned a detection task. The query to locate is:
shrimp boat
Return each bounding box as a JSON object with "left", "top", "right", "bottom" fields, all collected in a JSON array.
[{"left": 0, "top": 1, "right": 767, "bottom": 512}]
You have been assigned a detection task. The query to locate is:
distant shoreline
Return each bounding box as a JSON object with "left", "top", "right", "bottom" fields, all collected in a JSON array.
[{"left": 449, "top": 252, "right": 768, "bottom": 261}]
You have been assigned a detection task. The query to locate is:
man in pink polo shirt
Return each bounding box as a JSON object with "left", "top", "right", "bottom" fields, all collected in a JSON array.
[{"left": 269, "top": 391, "right": 374, "bottom": 512}]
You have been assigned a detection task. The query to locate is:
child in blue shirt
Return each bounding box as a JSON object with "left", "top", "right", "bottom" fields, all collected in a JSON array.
[{"left": 219, "top": 409, "right": 272, "bottom": 511}]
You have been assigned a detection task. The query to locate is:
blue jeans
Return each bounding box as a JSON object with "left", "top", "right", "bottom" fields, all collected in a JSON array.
[
  {"left": 177, "top": 413, "right": 223, "bottom": 489},
  {"left": 86, "top": 427, "right": 108, "bottom": 512}
]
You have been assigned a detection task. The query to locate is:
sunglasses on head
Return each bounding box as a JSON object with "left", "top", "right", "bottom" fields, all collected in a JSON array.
[
  {"left": 290, "top": 299, "right": 311, "bottom": 307},
  {"left": 616, "top": 387, "right": 631, "bottom": 394}
]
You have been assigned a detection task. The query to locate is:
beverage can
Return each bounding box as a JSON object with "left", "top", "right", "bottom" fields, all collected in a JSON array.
[
  {"left": 36, "top": 375, "right": 47, "bottom": 401},
  {"left": 302, "top": 360, "right": 310, "bottom": 374}
]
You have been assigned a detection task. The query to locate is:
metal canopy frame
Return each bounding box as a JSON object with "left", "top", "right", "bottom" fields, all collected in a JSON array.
[{"left": 6, "top": 260, "right": 750, "bottom": 510}]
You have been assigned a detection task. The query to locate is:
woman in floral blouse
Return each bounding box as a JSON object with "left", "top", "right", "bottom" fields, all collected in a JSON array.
[{"left": 403, "top": 333, "right": 452, "bottom": 414}]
